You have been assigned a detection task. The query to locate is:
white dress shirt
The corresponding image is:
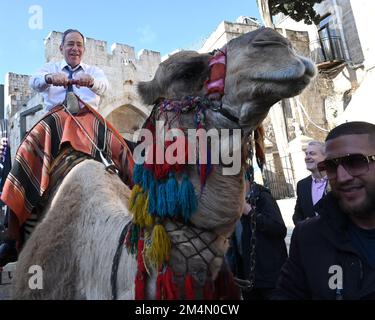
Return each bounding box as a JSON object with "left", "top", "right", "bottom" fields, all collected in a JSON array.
[{"left": 29, "top": 60, "right": 109, "bottom": 111}]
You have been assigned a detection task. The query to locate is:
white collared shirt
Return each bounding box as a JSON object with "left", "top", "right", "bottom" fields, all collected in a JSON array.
[{"left": 29, "top": 60, "right": 109, "bottom": 111}]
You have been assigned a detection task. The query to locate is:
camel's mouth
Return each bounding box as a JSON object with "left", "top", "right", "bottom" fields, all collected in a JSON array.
[{"left": 250, "top": 55, "right": 316, "bottom": 84}]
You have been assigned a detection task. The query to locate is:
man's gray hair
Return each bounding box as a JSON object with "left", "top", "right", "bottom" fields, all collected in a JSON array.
[
  {"left": 61, "top": 29, "right": 85, "bottom": 45},
  {"left": 307, "top": 140, "right": 325, "bottom": 155}
]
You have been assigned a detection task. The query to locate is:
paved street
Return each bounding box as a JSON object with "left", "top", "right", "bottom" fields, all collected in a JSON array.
[
  {"left": 0, "top": 271, "right": 11, "bottom": 300},
  {"left": 277, "top": 197, "right": 297, "bottom": 252}
]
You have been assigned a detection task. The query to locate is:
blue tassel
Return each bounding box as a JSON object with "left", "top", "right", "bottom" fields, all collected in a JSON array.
[
  {"left": 157, "top": 182, "right": 168, "bottom": 217},
  {"left": 178, "top": 174, "right": 198, "bottom": 221},
  {"left": 148, "top": 178, "right": 157, "bottom": 215},
  {"left": 133, "top": 163, "right": 144, "bottom": 185},
  {"left": 142, "top": 169, "right": 153, "bottom": 191},
  {"left": 166, "top": 172, "right": 179, "bottom": 216}
]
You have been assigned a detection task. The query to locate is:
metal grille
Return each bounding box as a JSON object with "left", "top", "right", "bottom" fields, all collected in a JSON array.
[{"left": 263, "top": 155, "right": 295, "bottom": 200}]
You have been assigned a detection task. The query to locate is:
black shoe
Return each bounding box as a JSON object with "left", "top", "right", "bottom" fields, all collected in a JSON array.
[{"left": 0, "top": 240, "right": 18, "bottom": 267}]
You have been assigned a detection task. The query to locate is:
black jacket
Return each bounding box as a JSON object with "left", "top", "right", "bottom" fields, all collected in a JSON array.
[
  {"left": 227, "top": 183, "right": 288, "bottom": 288},
  {"left": 293, "top": 175, "right": 329, "bottom": 225},
  {"left": 276, "top": 192, "right": 375, "bottom": 300}
]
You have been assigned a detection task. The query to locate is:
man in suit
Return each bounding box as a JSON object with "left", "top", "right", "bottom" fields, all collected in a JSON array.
[{"left": 292, "top": 140, "right": 327, "bottom": 225}]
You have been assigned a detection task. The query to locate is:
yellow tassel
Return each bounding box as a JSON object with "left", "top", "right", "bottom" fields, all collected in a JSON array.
[
  {"left": 132, "top": 191, "right": 147, "bottom": 227},
  {"left": 129, "top": 184, "right": 142, "bottom": 210},
  {"left": 143, "top": 196, "right": 154, "bottom": 228},
  {"left": 147, "top": 224, "right": 171, "bottom": 269}
]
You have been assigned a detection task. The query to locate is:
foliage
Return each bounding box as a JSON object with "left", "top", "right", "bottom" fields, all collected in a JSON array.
[{"left": 269, "top": 0, "right": 324, "bottom": 25}]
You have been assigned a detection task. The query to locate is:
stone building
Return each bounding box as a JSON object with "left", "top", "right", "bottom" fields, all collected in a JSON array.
[
  {"left": 254, "top": 0, "right": 374, "bottom": 199},
  {"left": 4, "top": 31, "right": 161, "bottom": 159}
]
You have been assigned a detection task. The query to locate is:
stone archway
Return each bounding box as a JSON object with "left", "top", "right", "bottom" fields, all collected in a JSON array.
[{"left": 105, "top": 104, "right": 149, "bottom": 141}]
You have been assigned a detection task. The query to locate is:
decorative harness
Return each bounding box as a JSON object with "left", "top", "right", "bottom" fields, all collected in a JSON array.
[{"left": 111, "top": 48, "right": 264, "bottom": 299}]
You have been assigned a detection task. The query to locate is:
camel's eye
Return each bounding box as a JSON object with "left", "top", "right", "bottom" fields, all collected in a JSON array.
[{"left": 253, "top": 40, "right": 288, "bottom": 47}]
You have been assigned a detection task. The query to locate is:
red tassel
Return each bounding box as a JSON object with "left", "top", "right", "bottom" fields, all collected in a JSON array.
[
  {"left": 155, "top": 270, "right": 163, "bottom": 300},
  {"left": 165, "top": 136, "right": 189, "bottom": 173},
  {"left": 203, "top": 278, "right": 214, "bottom": 300},
  {"left": 137, "top": 234, "right": 146, "bottom": 272},
  {"left": 164, "top": 267, "right": 179, "bottom": 299},
  {"left": 135, "top": 270, "right": 145, "bottom": 300},
  {"left": 154, "top": 162, "right": 170, "bottom": 180},
  {"left": 184, "top": 273, "right": 195, "bottom": 300},
  {"left": 155, "top": 266, "right": 179, "bottom": 300},
  {"left": 135, "top": 233, "right": 146, "bottom": 299}
]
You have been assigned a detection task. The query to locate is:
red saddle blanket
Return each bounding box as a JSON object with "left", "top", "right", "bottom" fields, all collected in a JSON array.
[{"left": 1, "top": 104, "right": 134, "bottom": 225}]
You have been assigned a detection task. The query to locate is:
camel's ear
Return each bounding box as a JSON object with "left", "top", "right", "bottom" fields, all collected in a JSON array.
[{"left": 137, "top": 80, "right": 161, "bottom": 105}]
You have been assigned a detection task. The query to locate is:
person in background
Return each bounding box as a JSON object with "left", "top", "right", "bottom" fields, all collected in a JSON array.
[
  {"left": 276, "top": 121, "right": 375, "bottom": 299},
  {"left": 293, "top": 140, "right": 328, "bottom": 225},
  {"left": 227, "top": 169, "right": 288, "bottom": 300}
]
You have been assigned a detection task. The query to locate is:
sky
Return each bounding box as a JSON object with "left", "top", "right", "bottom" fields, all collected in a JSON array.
[{"left": 0, "top": 0, "right": 261, "bottom": 84}]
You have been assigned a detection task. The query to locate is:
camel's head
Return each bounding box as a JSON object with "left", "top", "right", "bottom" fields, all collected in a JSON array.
[{"left": 138, "top": 27, "right": 315, "bottom": 131}]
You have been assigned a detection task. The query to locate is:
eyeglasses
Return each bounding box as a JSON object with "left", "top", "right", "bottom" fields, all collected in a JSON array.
[{"left": 317, "top": 154, "right": 375, "bottom": 179}]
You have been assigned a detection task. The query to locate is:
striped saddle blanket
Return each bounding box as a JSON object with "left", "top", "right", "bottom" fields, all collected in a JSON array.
[{"left": 1, "top": 104, "right": 134, "bottom": 228}]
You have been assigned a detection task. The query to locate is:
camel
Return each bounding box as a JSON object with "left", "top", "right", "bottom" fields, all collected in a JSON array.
[{"left": 11, "top": 27, "right": 315, "bottom": 299}]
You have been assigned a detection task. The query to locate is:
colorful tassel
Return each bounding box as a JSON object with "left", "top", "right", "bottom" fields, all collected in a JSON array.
[
  {"left": 148, "top": 178, "right": 157, "bottom": 215},
  {"left": 156, "top": 269, "right": 163, "bottom": 300},
  {"left": 141, "top": 169, "right": 153, "bottom": 192},
  {"left": 133, "top": 163, "right": 144, "bottom": 185},
  {"left": 156, "top": 266, "right": 179, "bottom": 300},
  {"left": 184, "top": 273, "right": 195, "bottom": 300},
  {"left": 129, "top": 184, "right": 142, "bottom": 211},
  {"left": 135, "top": 269, "right": 146, "bottom": 300},
  {"left": 131, "top": 191, "right": 147, "bottom": 227},
  {"left": 147, "top": 223, "right": 171, "bottom": 269},
  {"left": 203, "top": 278, "right": 214, "bottom": 300},
  {"left": 135, "top": 232, "right": 146, "bottom": 300},
  {"left": 164, "top": 266, "right": 179, "bottom": 299},
  {"left": 157, "top": 182, "right": 168, "bottom": 217},
  {"left": 178, "top": 175, "right": 198, "bottom": 221},
  {"left": 197, "top": 144, "right": 212, "bottom": 191},
  {"left": 155, "top": 163, "right": 170, "bottom": 180},
  {"left": 143, "top": 196, "right": 154, "bottom": 228},
  {"left": 166, "top": 172, "right": 179, "bottom": 216}
]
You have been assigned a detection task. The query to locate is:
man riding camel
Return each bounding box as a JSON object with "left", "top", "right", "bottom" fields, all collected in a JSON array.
[{"left": 0, "top": 29, "right": 133, "bottom": 267}]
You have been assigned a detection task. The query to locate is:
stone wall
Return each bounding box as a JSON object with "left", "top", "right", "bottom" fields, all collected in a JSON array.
[
  {"left": 4, "top": 73, "right": 33, "bottom": 119},
  {"left": 199, "top": 19, "right": 259, "bottom": 53}
]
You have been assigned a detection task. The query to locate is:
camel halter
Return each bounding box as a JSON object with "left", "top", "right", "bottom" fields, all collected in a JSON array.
[{"left": 204, "top": 48, "right": 240, "bottom": 124}]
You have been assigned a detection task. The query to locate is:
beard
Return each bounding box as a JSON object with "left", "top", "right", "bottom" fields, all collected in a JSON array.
[{"left": 334, "top": 184, "right": 375, "bottom": 219}]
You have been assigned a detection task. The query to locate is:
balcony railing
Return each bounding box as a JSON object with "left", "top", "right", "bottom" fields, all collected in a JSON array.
[{"left": 310, "top": 35, "right": 346, "bottom": 69}]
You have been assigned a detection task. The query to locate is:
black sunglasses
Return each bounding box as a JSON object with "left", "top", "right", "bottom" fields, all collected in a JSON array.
[{"left": 317, "top": 154, "right": 375, "bottom": 179}]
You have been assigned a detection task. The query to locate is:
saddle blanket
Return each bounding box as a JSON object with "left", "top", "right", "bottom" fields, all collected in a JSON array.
[{"left": 1, "top": 104, "right": 134, "bottom": 225}]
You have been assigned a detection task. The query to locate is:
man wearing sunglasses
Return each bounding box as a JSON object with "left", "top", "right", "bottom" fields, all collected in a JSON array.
[
  {"left": 276, "top": 121, "right": 375, "bottom": 299},
  {"left": 293, "top": 141, "right": 328, "bottom": 225}
]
